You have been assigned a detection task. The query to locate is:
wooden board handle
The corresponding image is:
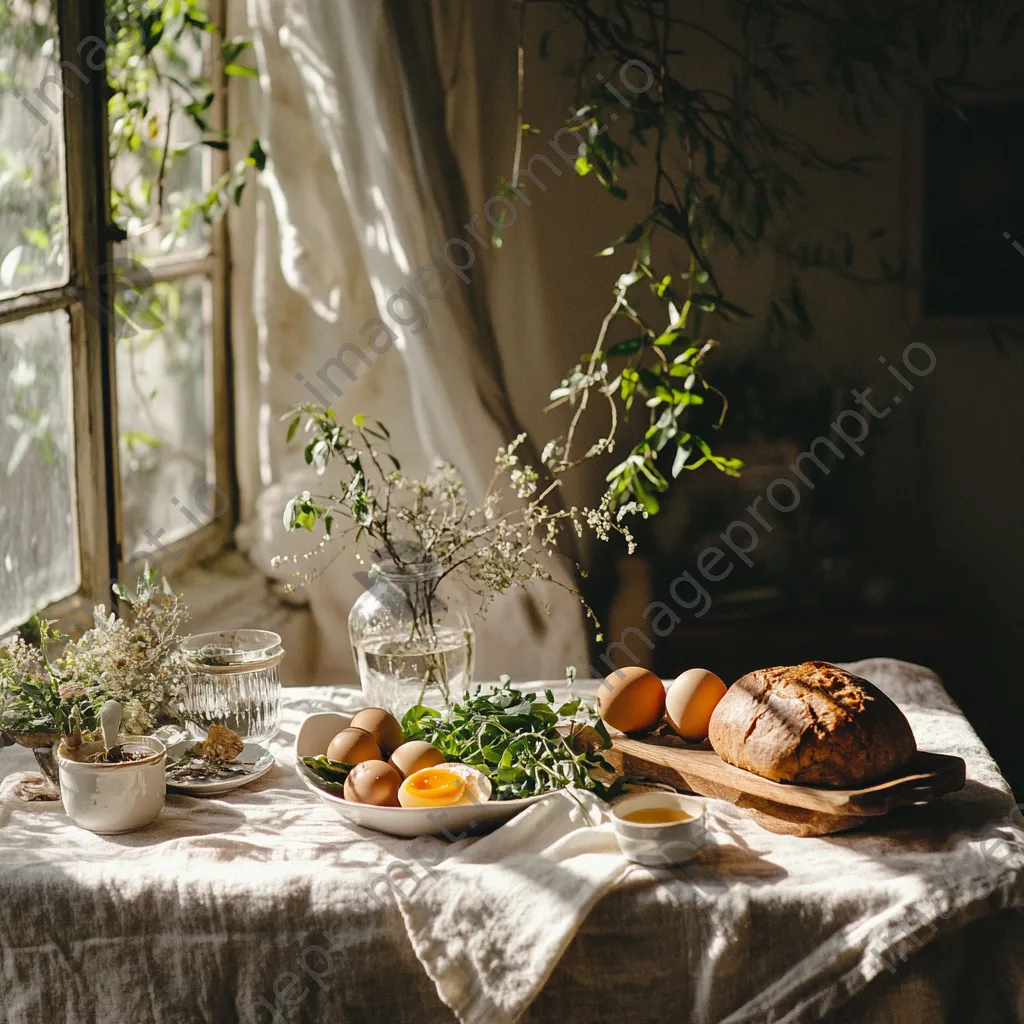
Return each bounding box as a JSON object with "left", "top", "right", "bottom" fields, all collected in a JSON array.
[{"left": 607, "top": 738, "right": 966, "bottom": 836}]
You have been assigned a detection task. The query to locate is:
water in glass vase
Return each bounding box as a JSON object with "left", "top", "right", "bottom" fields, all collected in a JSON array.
[{"left": 354, "top": 626, "right": 474, "bottom": 718}]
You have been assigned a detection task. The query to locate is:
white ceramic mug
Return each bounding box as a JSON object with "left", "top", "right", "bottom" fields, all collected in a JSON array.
[{"left": 57, "top": 735, "right": 166, "bottom": 834}]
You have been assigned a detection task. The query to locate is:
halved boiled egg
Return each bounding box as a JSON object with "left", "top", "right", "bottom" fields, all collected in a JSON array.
[{"left": 397, "top": 763, "right": 492, "bottom": 808}]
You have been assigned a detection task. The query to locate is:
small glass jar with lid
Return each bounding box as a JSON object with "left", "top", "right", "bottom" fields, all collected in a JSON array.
[{"left": 180, "top": 629, "right": 284, "bottom": 744}]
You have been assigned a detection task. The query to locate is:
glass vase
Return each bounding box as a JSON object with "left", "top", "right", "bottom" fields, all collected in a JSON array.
[
  {"left": 348, "top": 560, "right": 474, "bottom": 719},
  {"left": 180, "top": 630, "right": 284, "bottom": 744}
]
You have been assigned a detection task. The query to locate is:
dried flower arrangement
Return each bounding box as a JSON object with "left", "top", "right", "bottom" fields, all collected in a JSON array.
[{"left": 0, "top": 568, "right": 189, "bottom": 747}]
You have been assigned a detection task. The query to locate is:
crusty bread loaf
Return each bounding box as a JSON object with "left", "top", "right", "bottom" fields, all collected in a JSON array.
[{"left": 707, "top": 661, "right": 916, "bottom": 787}]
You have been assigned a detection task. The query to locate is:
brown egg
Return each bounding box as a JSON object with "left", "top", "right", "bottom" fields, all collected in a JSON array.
[
  {"left": 350, "top": 707, "right": 404, "bottom": 754},
  {"left": 388, "top": 740, "right": 446, "bottom": 779},
  {"left": 326, "top": 727, "right": 381, "bottom": 765},
  {"left": 665, "top": 668, "right": 727, "bottom": 742},
  {"left": 343, "top": 760, "right": 402, "bottom": 806},
  {"left": 596, "top": 666, "right": 666, "bottom": 734}
]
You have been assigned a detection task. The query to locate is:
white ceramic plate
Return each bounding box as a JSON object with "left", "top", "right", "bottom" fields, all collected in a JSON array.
[
  {"left": 295, "top": 711, "right": 554, "bottom": 838},
  {"left": 166, "top": 741, "right": 276, "bottom": 795}
]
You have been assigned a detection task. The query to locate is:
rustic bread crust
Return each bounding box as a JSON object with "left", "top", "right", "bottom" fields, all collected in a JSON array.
[{"left": 707, "top": 661, "right": 917, "bottom": 787}]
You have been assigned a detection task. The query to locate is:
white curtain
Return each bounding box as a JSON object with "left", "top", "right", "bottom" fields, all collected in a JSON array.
[{"left": 233, "top": 0, "right": 589, "bottom": 684}]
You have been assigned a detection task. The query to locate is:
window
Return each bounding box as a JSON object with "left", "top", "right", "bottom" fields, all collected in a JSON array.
[{"left": 0, "top": 0, "right": 234, "bottom": 635}]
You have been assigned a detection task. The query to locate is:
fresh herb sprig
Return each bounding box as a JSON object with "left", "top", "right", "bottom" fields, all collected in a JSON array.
[{"left": 402, "top": 678, "right": 623, "bottom": 802}]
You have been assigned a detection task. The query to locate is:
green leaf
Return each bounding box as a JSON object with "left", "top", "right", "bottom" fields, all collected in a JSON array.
[
  {"left": 221, "top": 39, "right": 251, "bottom": 62},
  {"left": 618, "top": 222, "right": 646, "bottom": 246},
  {"left": 632, "top": 475, "right": 660, "bottom": 514},
  {"left": 136, "top": 308, "right": 164, "bottom": 330},
  {"left": 401, "top": 703, "right": 441, "bottom": 740},
  {"left": 246, "top": 139, "right": 267, "bottom": 171},
  {"left": 713, "top": 456, "right": 744, "bottom": 476},
  {"left": 225, "top": 63, "right": 259, "bottom": 79},
  {"left": 286, "top": 415, "right": 301, "bottom": 442},
  {"left": 301, "top": 755, "right": 354, "bottom": 785},
  {"left": 605, "top": 337, "right": 643, "bottom": 358}
]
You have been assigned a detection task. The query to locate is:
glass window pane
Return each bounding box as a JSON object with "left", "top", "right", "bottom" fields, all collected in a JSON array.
[
  {"left": 0, "top": 1, "right": 67, "bottom": 297},
  {"left": 117, "top": 275, "right": 215, "bottom": 559},
  {"left": 109, "top": 19, "right": 210, "bottom": 260},
  {"left": 0, "top": 310, "right": 79, "bottom": 632}
]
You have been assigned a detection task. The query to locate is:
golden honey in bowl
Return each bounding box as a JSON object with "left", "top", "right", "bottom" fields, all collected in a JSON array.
[{"left": 622, "top": 807, "right": 692, "bottom": 824}]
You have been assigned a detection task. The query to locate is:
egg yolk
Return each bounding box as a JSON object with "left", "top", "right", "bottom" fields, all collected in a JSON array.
[{"left": 404, "top": 768, "right": 466, "bottom": 805}]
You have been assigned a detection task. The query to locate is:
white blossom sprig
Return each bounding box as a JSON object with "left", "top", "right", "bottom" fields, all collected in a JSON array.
[{"left": 278, "top": 407, "right": 646, "bottom": 631}]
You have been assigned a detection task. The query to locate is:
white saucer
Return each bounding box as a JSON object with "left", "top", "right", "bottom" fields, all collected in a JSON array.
[{"left": 166, "top": 740, "right": 276, "bottom": 795}]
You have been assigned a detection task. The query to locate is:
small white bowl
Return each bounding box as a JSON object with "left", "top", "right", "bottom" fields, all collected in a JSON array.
[
  {"left": 611, "top": 792, "right": 707, "bottom": 867},
  {"left": 57, "top": 735, "right": 166, "bottom": 834}
]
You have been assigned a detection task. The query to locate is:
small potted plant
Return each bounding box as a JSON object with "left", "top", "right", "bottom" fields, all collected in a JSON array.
[
  {"left": 1, "top": 569, "right": 189, "bottom": 799},
  {"left": 56, "top": 698, "right": 168, "bottom": 834},
  {"left": 0, "top": 619, "right": 100, "bottom": 784}
]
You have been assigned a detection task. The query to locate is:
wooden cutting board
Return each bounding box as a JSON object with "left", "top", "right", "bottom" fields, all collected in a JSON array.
[{"left": 605, "top": 736, "right": 967, "bottom": 836}]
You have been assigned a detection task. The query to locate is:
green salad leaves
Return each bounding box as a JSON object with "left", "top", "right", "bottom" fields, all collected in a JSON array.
[
  {"left": 402, "top": 680, "right": 623, "bottom": 801},
  {"left": 299, "top": 754, "right": 353, "bottom": 794}
]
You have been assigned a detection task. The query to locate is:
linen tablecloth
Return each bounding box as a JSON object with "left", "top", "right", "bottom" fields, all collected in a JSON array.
[{"left": 1, "top": 658, "right": 1022, "bottom": 1024}]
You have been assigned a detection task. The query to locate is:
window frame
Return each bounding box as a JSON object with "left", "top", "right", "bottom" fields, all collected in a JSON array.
[{"left": 0, "top": 0, "right": 236, "bottom": 635}]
